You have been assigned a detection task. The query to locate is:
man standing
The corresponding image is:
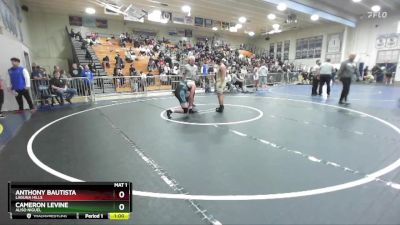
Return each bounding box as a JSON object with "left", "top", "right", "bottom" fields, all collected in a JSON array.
[
  {"left": 201, "top": 59, "right": 209, "bottom": 88},
  {"left": 81, "top": 65, "right": 94, "bottom": 95},
  {"left": 253, "top": 63, "right": 260, "bottom": 91},
  {"left": 337, "top": 53, "right": 360, "bottom": 105},
  {"left": 183, "top": 56, "right": 198, "bottom": 81},
  {"left": 258, "top": 61, "right": 269, "bottom": 89},
  {"left": 7, "top": 57, "right": 34, "bottom": 111},
  {"left": 311, "top": 60, "right": 321, "bottom": 96},
  {"left": 318, "top": 58, "right": 335, "bottom": 96},
  {"left": 50, "top": 71, "right": 77, "bottom": 105},
  {"left": 215, "top": 57, "right": 226, "bottom": 113}
]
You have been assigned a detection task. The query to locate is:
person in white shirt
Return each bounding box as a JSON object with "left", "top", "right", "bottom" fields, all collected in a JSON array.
[
  {"left": 311, "top": 60, "right": 321, "bottom": 96},
  {"left": 225, "top": 73, "right": 232, "bottom": 91},
  {"left": 253, "top": 63, "right": 260, "bottom": 91},
  {"left": 240, "top": 66, "right": 247, "bottom": 76},
  {"left": 258, "top": 62, "right": 269, "bottom": 88},
  {"left": 183, "top": 56, "right": 198, "bottom": 81},
  {"left": 318, "top": 58, "right": 335, "bottom": 96}
]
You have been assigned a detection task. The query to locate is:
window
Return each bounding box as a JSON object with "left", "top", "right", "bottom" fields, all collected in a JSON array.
[{"left": 295, "top": 35, "right": 323, "bottom": 59}]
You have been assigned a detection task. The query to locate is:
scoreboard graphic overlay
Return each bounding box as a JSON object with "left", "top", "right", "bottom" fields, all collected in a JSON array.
[{"left": 8, "top": 182, "right": 132, "bottom": 220}]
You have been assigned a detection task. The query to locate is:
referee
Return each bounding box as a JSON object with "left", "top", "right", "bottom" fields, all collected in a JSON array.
[
  {"left": 337, "top": 53, "right": 360, "bottom": 105},
  {"left": 183, "top": 56, "right": 198, "bottom": 81}
]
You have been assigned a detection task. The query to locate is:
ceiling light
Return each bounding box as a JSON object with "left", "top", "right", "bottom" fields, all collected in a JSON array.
[
  {"left": 238, "top": 16, "right": 247, "bottom": 23},
  {"left": 371, "top": 5, "right": 381, "bottom": 12},
  {"left": 212, "top": 27, "right": 218, "bottom": 31},
  {"left": 229, "top": 27, "right": 238, "bottom": 32},
  {"left": 352, "top": 0, "right": 362, "bottom": 2},
  {"left": 148, "top": 0, "right": 162, "bottom": 3},
  {"left": 272, "top": 23, "right": 280, "bottom": 30},
  {"left": 235, "top": 23, "right": 243, "bottom": 29},
  {"left": 181, "top": 5, "right": 191, "bottom": 16},
  {"left": 310, "top": 14, "right": 319, "bottom": 21},
  {"left": 268, "top": 29, "right": 282, "bottom": 34},
  {"left": 182, "top": 5, "right": 191, "bottom": 12},
  {"left": 267, "top": 13, "right": 276, "bottom": 20},
  {"left": 248, "top": 31, "right": 255, "bottom": 36},
  {"left": 277, "top": 3, "right": 287, "bottom": 11},
  {"left": 85, "top": 7, "right": 96, "bottom": 14}
]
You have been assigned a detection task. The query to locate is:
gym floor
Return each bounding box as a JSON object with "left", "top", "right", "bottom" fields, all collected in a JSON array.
[{"left": 1, "top": 84, "right": 400, "bottom": 225}]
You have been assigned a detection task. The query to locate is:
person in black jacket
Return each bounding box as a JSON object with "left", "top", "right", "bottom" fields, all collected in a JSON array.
[{"left": 115, "top": 53, "right": 124, "bottom": 69}]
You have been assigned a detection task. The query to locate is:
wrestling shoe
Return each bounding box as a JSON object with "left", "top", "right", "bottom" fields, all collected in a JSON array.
[
  {"left": 189, "top": 108, "right": 198, "bottom": 114},
  {"left": 216, "top": 105, "right": 224, "bottom": 113},
  {"left": 166, "top": 110, "right": 173, "bottom": 119}
]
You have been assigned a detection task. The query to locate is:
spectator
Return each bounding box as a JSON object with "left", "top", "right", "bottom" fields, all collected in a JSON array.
[
  {"left": 113, "top": 68, "right": 125, "bottom": 87},
  {"left": 50, "top": 71, "right": 77, "bottom": 105},
  {"left": 165, "top": 56, "right": 173, "bottom": 69},
  {"left": 102, "top": 56, "right": 110, "bottom": 69},
  {"left": 75, "top": 31, "right": 83, "bottom": 41},
  {"left": 225, "top": 73, "right": 233, "bottom": 91},
  {"left": 164, "top": 63, "right": 171, "bottom": 75},
  {"left": 372, "top": 65, "right": 384, "bottom": 82},
  {"left": 81, "top": 65, "right": 94, "bottom": 95},
  {"left": 160, "top": 71, "right": 168, "bottom": 85},
  {"left": 125, "top": 50, "right": 133, "bottom": 63},
  {"left": 258, "top": 62, "right": 268, "bottom": 88},
  {"left": 253, "top": 63, "right": 260, "bottom": 91},
  {"left": 240, "top": 66, "right": 248, "bottom": 76},
  {"left": 385, "top": 69, "right": 393, "bottom": 85},
  {"left": 54, "top": 65, "right": 61, "bottom": 73},
  {"left": 139, "top": 46, "right": 146, "bottom": 56},
  {"left": 140, "top": 71, "right": 147, "bottom": 91},
  {"left": 31, "top": 66, "right": 42, "bottom": 79},
  {"left": 60, "top": 69, "right": 70, "bottom": 79},
  {"left": 70, "top": 28, "right": 75, "bottom": 38},
  {"left": 115, "top": 53, "right": 124, "bottom": 69},
  {"left": 147, "top": 58, "right": 155, "bottom": 72},
  {"left": 363, "top": 66, "right": 369, "bottom": 80},
  {"left": 129, "top": 64, "right": 137, "bottom": 76},
  {"left": 233, "top": 73, "right": 245, "bottom": 91},
  {"left": 364, "top": 71, "right": 375, "bottom": 83},
  {"left": 81, "top": 40, "right": 87, "bottom": 50},
  {"left": 7, "top": 57, "right": 34, "bottom": 111},
  {"left": 71, "top": 63, "right": 81, "bottom": 77}
]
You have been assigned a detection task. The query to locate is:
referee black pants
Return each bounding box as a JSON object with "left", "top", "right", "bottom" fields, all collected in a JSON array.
[
  {"left": 339, "top": 78, "right": 351, "bottom": 103},
  {"left": 311, "top": 76, "right": 319, "bottom": 95},
  {"left": 319, "top": 75, "right": 332, "bottom": 95}
]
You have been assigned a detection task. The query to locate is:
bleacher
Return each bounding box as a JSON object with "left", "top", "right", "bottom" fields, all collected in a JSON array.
[
  {"left": 66, "top": 27, "right": 179, "bottom": 93},
  {"left": 91, "top": 37, "right": 159, "bottom": 76}
]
